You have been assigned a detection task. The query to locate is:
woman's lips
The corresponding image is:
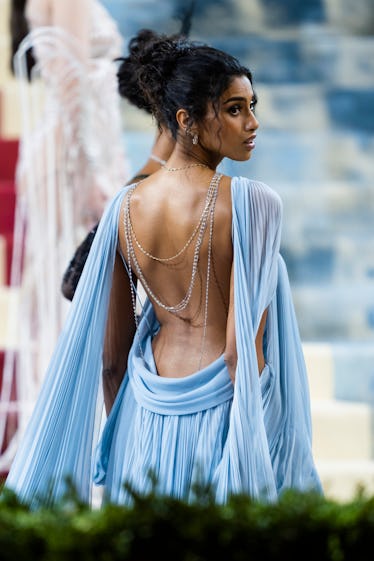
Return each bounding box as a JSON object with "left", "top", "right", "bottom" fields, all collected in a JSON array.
[{"left": 244, "top": 136, "right": 256, "bottom": 150}]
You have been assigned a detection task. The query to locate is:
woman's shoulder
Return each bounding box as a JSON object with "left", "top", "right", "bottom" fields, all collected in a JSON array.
[{"left": 231, "top": 175, "right": 282, "bottom": 212}]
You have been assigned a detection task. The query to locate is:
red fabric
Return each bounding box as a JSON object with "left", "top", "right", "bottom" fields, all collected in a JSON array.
[
  {"left": 0, "top": 140, "right": 19, "bottom": 475},
  {"left": 0, "top": 139, "right": 19, "bottom": 180},
  {"left": 0, "top": 180, "right": 16, "bottom": 231},
  {"left": 0, "top": 139, "right": 19, "bottom": 285},
  {"left": 0, "top": 182, "right": 16, "bottom": 285}
]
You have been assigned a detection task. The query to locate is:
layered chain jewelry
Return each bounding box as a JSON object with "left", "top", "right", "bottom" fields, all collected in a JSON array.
[
  {"left": 198, "top": 173, "right": 219, "bottom": 369},
  {"left": 162, "top": 162, "right": 209, "bottom": 172},
  {"left": 124, "top": 173, "right": 222, "bottom": 369},
  {"left": 124, "top": 173, "right": 222, "bottom": 315},
  {"left": 128, "top": 176, "right": 218, "bottom": 263}
]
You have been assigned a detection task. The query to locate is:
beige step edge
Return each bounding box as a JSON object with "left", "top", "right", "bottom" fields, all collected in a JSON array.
[
  {"left": 316, "top": 459, "right": 374, "bottom": 502},
  {"left": 303, "top": 342, "right": 334, "bottom": 401},
  {"left": 311, "top": 399, "right": 373, "bottom": 461}
]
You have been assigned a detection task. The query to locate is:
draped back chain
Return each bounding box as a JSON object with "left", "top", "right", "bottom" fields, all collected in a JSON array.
[{"left": 124, "top": 173, "right": 222, "bottom": 369}]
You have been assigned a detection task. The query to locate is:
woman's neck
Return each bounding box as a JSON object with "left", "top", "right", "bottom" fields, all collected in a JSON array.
[{"left": 166, "top": 141, "right": 222, "bottom": 171}]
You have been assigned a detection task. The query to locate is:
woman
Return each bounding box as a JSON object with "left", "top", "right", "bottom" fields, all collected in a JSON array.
[
  {"left": 4, "top": 31, "right": 322, "bottom": 507},
  {"left": 0, "top": 0, "right": 129, "bottom": 472}
]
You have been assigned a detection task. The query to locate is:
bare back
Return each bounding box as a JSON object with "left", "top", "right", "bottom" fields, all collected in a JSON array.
[{"left": 118, "top": 169, "right": 233, "bottom": 377}]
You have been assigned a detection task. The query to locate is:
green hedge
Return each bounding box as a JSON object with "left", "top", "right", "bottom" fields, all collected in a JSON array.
[{"left": 0, "top": 482, "right": 374, "bottom": 561}]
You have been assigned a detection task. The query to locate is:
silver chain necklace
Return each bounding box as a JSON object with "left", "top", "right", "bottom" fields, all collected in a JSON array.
[
  {"left": 128, "top": 176, "right": 218, "bottom": 263},
  {"left": 124, "top": 173, "right": 221, "bottom": 313},
  {"left": 162, "top": 162, "right": 210, "bottom": 172},
  {"left": 124, "top": 173, "right": 222, "bottom": 368},
  {"left": 198, "top": 174, "right": 219, "bottom": 369}
]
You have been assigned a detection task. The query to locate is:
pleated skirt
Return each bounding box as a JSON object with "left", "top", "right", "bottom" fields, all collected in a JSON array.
[{"left": 94, "top": 322, "right": 273, "bottom": 505}]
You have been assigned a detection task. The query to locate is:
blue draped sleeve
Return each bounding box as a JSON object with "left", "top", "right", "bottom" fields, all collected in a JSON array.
[
  {"left": 214, "top": 177, "right": 321, "bottom": 501},
  {"left": 5, "top": 187, "right": 131, "bottom": 507}
]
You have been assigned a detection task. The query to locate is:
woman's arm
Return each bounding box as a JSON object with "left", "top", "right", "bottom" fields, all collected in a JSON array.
[
  {"left": 224, "top": 264, "right": 268, "bottom": 384},
  {"left": 133, "top": 126, "right": 175, "bottom": 178},
  {"left": 102, "top": 251, "right": 136, "bottom": 415}
]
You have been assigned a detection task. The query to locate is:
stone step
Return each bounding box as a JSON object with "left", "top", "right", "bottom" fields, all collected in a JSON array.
[
  {"left": 282, "top": 243, "right": 374, "bottom": 295},
  {"left": 277, "top": 182, "right": 374, "bottom": 235},
  {"left": 112, "top": 1, "right": 374, "bottom": 87},
  {"left": 109, "top": 1, "right": 374, "bottom": 88},
  {"left": 316, "top": 459, "right": 374, "bottom": 502},
  {"left": 296, "top": 32, "right": 374, "bottom": 90},
  {"left": 256, "top": 83, "right": 374, "bottom": 133},
  {"left": 255, "top": 83, "right": 329, "bottom": 131},
  {"left": 292, "top": 283, "right": 374, "bottom": 341},
  {"left": 311, "top": 399, "right": 373, "bottom": 461},
  {"left": 303, "top": 342, "right": 334, "bottom": 401},
  {"left": 235, "top": 0, "right": 325, "bottom": 29},
  {"left": 214, "top": 30, "right": 374, "bottom": 86},
  {"left": 303, "top": 341, "right": 374, "bottom": 404},
  {"left": 221, "top": 130, "right": 374, "bottom": 184},
  {"left": 331, "top": 342, "right": 374, "bottom": 405},
  {"left": 103, "top": 0, "right": 175, "bottom": 40},
  {"left": 109, "top": 0, "right": 320, "bottom": 41},
  {"left": 325, "top": 0, "right": 374, "bottom": 37}
]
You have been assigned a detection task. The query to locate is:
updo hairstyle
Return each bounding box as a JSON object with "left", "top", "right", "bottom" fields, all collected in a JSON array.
[
  {"left": 117, "top": 29, "right": 158, "bottom": 114},
  {"left": 117, "top": 30, "right": 253, "bottom": 138}
]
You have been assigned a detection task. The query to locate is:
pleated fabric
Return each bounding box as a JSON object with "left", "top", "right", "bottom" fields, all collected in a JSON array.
[
  {"left": 4, "top": 189, "right": 126, "bottom": 507},
  {"left": 4, "top": 177, "right": 322, "bottom": 508}
]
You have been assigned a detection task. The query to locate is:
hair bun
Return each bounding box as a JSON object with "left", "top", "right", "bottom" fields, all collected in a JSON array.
[
  {"left": 137, "top": 34, "right": 179, "bottom": 81},
  {"left": 116, "top": 29, "right": 185, "bottom": 114},
  {"left": 117, "top": 28, "right": 252, "bottom": 139},
  {"left": 136, "top": 33, "right": 195, "bottom": 117}
]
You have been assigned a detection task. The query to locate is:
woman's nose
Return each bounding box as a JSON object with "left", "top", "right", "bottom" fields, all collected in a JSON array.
[
  {"left": 245, "top": 109, "right": 260, "bottom": 131},
  {"left": 245, "top": 111, "right": 259, "bottom": 131}
]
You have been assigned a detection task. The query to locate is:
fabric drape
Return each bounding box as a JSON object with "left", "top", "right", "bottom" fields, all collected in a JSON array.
[{"left": 4, "top": 177, "right": 322, "bottom": 507}]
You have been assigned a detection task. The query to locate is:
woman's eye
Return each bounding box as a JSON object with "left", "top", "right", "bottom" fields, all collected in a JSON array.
[
  {"left": 228, "top": 105, "right": 241, "bottom": 115},
  {"left": 250, "top": 102, "right": 256, "bottom": 113}
]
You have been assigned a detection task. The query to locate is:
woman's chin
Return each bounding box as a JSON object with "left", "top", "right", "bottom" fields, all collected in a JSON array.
[{"left": 230, "top": 152, "right": 253, "bottom": 163}]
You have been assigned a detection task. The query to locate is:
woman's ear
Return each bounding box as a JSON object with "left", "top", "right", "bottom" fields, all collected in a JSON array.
[{"left": 175, "top": 108, "right": 192, "bottom": 133}]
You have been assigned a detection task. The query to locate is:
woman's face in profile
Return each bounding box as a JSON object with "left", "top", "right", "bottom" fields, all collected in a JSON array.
[{"left": 200, "top": 75, "right": 259, "bottom": 162}]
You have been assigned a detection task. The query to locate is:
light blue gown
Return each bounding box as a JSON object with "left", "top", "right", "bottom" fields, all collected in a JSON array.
[{"left": 4, "top": 177, "right": 322, "bottom": 507}]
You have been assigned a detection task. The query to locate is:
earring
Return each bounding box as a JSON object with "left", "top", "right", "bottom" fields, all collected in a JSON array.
[{"left": 192, "top": 133, "right": 199, "bottom": 145}]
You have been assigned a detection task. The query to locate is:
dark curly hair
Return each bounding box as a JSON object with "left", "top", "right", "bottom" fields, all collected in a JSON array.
[
  {"left": 117, "top": 29, "right": 159, "bottom": 114},
  {"left": 117, "top": 30, "right": 253, "bottom": 138}
]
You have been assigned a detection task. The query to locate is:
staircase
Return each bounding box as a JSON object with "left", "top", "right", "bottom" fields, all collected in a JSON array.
[{"left": 305, "top": 343, "right": 374, "bottom": 501}]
